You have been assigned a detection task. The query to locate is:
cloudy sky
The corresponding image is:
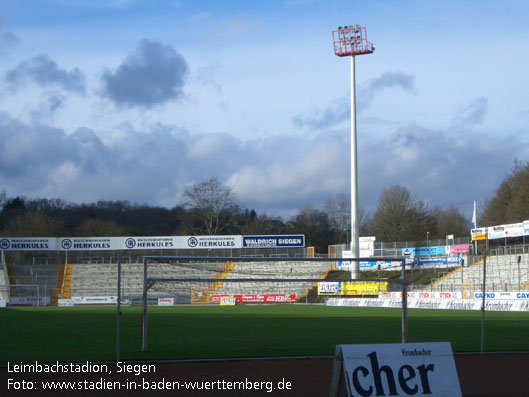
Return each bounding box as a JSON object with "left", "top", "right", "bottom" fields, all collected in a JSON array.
[{"left": 0, "top": 0, "right": 528, "bottom": 220}]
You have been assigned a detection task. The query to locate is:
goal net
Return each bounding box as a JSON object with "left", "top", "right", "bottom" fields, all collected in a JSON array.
[
  {"left": 140, "top": 255, "right": 408, "bottom": 351},
  {"left": 146, "top": 256, "right": 335, "bottom": 304},
  {"left": 1, "top": 284, "right": 42, "bottom": 306}
]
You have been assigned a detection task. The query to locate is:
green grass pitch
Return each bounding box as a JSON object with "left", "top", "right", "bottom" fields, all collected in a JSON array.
[{"left": 1, "top": 305, "right": 528, "bottom": 364}]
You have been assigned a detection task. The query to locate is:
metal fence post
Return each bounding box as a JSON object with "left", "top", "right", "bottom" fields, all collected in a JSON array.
[
  {"left": 142, "top": 257, "right": 148, "bottom": 352},
  {"left": 481, "top": 252, "right": 487, "bottom": 355},
  {"left": 401, "top": 259, "right": 407, "bottom": 343},
  {"left": 116, "top": 253, "right": 121, "bottom": 362}
]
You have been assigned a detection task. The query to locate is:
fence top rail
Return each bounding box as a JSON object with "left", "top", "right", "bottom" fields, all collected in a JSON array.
[
  {"left": 147, "top": 277, "right": 406, "bottom": 284},
  {"left": 143, "top": 256, "right": 405, "bottom": 263}
]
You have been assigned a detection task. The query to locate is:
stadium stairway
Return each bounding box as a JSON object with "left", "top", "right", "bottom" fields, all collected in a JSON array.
[
  {"left": 297, "top": 263, "right": 335, "bottom": 302},
  {"left": 195, "top": 261, "right": 237, "bottom": 304},
  {"left": 6, "top": 263, "right": 16, "bottom": 296},
  {"left": 52, "top": 263, "right": 73, "bottom": 304},
  {"left": 216, "top": 260, "right": 332, "bottom": 300}
]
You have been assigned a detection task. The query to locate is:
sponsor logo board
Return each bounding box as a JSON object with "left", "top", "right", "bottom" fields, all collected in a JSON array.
[
  {"left": 330, "top": 342, "right": 461, "bottom": 397},
  {"left": 157, "top": 298, "right": 174, "bottom": 306},
  {"left": 211, "top": 294, "right": 296, "bottom": 303},
  {"left": 243, "top": 235, "right": 305, "bottom": 248}
]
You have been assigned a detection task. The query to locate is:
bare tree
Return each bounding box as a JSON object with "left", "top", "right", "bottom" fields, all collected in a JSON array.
[
  {"left": 183, "top": 177, "right": 236, "bottom": 235},
  {"left": 371, "top": 185, "right": 433, "bottom": 242},
  {"left": 287, "top": 206, "right": 333, "bottom": 252},
  {"left": 432, "top": 205, "right": 469, "bottom": 238},
  {"left": 324, "top": 193, "right": 350, "bottom": 243},
  {"left": 324, "top": 193, "right": 371, "bottom": 243}
]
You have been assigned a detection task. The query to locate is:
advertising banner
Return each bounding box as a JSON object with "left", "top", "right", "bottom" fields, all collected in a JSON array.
[
  {"left": 487, "top": 223, "right": 525, "bottom": 239},
  {"left": 220, "top": 297, "right": 237, "bottom": 306},
  {"left": 328, "top": 297, "right": 529, "bottom": 312},
  {"left": 473, "top": 291, "right": 529, "bottom": 300},
  {"left": 10, "top": 297, "right": 51, "bottom": 305},
  {"left": 124, "top": 236, "right": 175, "bottom": 250},
  {"left": 446, "top": 244, "right": 470, "bottom": 254},
  {"left": 59, "top": 237, "right": 116, "bottom": 251},
  {"left": 488, "top": 226, "right": 508, "bottom": 240},
  {"left": 318, "top": 281, "right": 387, "bottom": 296},
  {"left": 182, "top": 235, "right": 242, "bottom": 249},
  {"left": 70, "top": 296, "right": 117, "bottom": 305},
  {"left": 242, "top": 235, "right": 305, "bottom": 248},
  {"left": 472, "top": 233, "right": 487, "bottom": 241},
  {"left": 471, "top": 227, "right": 487, "bottom": 235},
  {"left": 0, "top": 238, "right": 57, "bottom": 251},
  {"left": 401, "top": 246, "right": 446, "bottom": 257},
  {"left": 341, "top": 281, "right": 387, "bottom": 296},
  {"left": 157, "top": 297, "right": 174, "bottom": 306},
  {"left": 58, "top": 299, "right": 74, "bottom": 307},
  {"left": 318, "top": 282, "right": 341, "bottom": 295},
  {"left": 504, "top": 222, "right": 525, "bottom": 237},
  {"left": 406, "top": 256, "right": 462, "bottom": 267},
  {"left": 2, "top": 235, "right": 246, "bottom": 251},
  {"left": 58, "top": 235, "right": 244, "bottom": 251},
  {"left": 330, "top": 342, "right": 461, "bottom": 397},
  {"left": 211, "top": 294, "right": 296, "bottom": 303},
  {"left": 359, "top": 261, "right": 396, "bottom": 269},
  {"left": 378, "top": 291, "right": 462, "bottom": 300}
]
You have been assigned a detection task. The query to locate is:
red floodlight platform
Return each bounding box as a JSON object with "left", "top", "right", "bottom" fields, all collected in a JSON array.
[{"left": 333, "top": 25, "right": 374, "bottom": 57}]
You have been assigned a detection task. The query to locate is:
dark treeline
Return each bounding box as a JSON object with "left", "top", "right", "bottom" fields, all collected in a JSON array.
[{"left": 2, "top": 162, "right": 528, "bottom": 252}]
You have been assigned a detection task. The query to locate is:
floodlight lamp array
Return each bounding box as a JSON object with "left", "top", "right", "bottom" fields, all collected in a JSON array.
[{"left": 333, "top": 25, "right": 374, "bottom": 57}]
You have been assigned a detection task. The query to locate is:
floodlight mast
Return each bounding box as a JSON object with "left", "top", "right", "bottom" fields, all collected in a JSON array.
[{"left": 332, "top": 25, "right": 374, "bottom": 280}]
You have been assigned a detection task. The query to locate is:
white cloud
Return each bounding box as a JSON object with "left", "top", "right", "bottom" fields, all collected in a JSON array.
[{"left": 0, "top": 99, "right": 528, "bottom": 219}]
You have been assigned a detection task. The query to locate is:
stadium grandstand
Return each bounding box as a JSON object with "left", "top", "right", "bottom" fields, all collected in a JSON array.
[{"left": 0, "top": 222, "right": 528, "bottom": 308}]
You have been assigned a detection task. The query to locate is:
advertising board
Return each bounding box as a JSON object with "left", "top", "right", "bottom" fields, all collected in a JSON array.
[
  {"left": 220, "top": 297, "right": 237, "bottom": 306},
  {"left": 330, "top": 342, "right": 461, "bottom": 397},
  {"left": 10, "top": 296, "right": 51, "bottom": 305},
  {"left": 446, "top": 244, "right": 470, "bottom": 254},
  {"left": 242, "top": 235, "right": 305, "bottom": 248},
  {"left": 70, "top": 296, "right": 117, "bottom": 305},
  {"left": 473, "top": 291, "right": 529, "bottom": 300},
  {"left": 0, "top": 238, "right": 56, "bottom": 251},
  {"left": 328, "top": 297, "right": 529, "bottom": 312},
  {"left": 318, "top": 281, "right": 387, "bottom": 296},
  {"left": 157, "top": 297, "right": 174, "bottom": 306},
  {"left": 318, "top": 282, "right": 341, "bottom": 295},
  {"left": 358, "top": 261, "right": 395, "bottom": 270},
  {"left": 378, "top": 291, "right": 463, "bottom": 300},
  {"left": 58, "top": 299, "right": 74, "bottom": 307},
  {"left": 401, "top": 246, "right": 446, "bottom": 257},
  {"left": 211, "top": 294, "right": 296, "bottom": 303}
]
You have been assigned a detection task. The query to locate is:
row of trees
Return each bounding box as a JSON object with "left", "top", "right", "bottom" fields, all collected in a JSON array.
[
  {"left": 3, "top": 161, "right": 528, "bottom": 252},
  {"left": 324, "top": 187, "right": 468, "bottom": 244},
  {"left": 480, "top": 160, "right": 529, "bottom": 226}
]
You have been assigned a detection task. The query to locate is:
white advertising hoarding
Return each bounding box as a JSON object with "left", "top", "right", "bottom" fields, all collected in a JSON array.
[{"left": 330, "top": 342, "right": 461, "bottom": 397}]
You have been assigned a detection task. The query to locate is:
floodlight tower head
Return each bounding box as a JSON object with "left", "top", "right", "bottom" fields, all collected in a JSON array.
[{"left": 333, "top": 25, "right": 374, "bottom": 57}]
